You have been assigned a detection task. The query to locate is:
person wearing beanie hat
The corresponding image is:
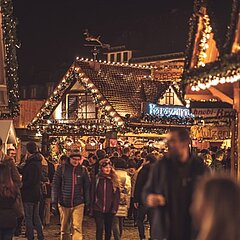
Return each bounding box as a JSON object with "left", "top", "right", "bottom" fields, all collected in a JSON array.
[
  {"left": 90, "top": 158, "right": 120, "bottom": 240},
  {"left": 52, "top": 147, "right": 90, "bottom": 240},
  {"left": 112, "top": 158, "right": 131, "bottom": 240}
]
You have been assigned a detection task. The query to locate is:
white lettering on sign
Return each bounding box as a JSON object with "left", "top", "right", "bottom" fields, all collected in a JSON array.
[{"left": 148, "top": 103, "right": 192, "bottom": 118}]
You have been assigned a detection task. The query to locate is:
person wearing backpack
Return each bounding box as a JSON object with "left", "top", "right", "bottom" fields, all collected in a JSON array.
[
  {"left": 52, "top": 148, "right": 90, "bottom": 240},
  {"left": 0, "top": 164, "right": 22, "bottom": 240},
  {"left": 90, "top": 158, "right": 120, "bottom": 240},
  {"left": 112, "top": 158, "right": 131, "bottom": 240}
]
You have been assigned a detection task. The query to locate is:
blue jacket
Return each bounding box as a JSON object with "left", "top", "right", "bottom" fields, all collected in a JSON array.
[{"left": 52, "top": 161, "right": 90, "bottom": 208}]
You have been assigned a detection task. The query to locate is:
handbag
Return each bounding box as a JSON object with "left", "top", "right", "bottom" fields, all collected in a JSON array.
[{"left": 13, "top": 191, "right": 24, "bottom": 218}]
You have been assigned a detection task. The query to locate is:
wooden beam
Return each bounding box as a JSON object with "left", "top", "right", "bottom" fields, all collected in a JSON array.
[{"left": 208, "top": 87, "right": 233, "bottom": 105}]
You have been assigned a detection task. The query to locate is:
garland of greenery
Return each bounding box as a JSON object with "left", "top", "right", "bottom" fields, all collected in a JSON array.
[
  {"left": 0, "top": 0, "right": 20, "bottom": 118},
  {"left": 183, "top": 52, "right": 240, "bottom": 84}
]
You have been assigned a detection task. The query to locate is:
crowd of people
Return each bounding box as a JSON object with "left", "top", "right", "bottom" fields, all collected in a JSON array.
[{"left": 0, "top": 128, "right": 239, "bottom": 240}]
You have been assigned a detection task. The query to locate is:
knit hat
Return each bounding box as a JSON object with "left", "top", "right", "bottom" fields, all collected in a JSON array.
[
  {"left": 69, "top": 148, "right": 81, "bottom": 158},
  {"left": 99, "top": 158, "right": 112, "bottom": 167}
]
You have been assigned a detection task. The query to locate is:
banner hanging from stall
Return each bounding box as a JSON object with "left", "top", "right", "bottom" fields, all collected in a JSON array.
[
  {"left": 191, "top": 108, "right": 235, "bottom": 118},
  {"left": 191, "top": 126, "right": 231, "bottom": 140}
]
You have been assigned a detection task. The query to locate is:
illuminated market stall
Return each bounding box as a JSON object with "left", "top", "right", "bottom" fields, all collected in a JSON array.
[
  {"left": 28, "top": 59, "right": 193, "bottom": 161},
  {"left": 182, "top": 0, "right": 240, "bottom": 176}
]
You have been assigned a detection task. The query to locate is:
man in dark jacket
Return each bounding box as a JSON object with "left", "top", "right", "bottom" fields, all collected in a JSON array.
[
  {"left": 143, "top": 128, "right": 207, "bottom": 240},
  {"left": 20, "top": 141, "right": 44, "bottom": 240},
  {"left": 52, "top": 148, "right": 90, "bottom": 240},
  {"left": 134, "top": 154, "right": 156, "bottom": 240}
]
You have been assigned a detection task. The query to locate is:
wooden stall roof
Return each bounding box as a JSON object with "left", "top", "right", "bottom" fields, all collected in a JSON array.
[{"left": 78, "top": 60, "right": 171, "bottom": 118}]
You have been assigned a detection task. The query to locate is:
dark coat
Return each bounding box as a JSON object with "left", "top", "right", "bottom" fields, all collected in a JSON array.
[
  {"left": 90, "top": 174, "right": 120, "bottom": 215},
  {"left": 20, "top": 153, "right": 43, "bottom": 203},
  {"left": 0, "top": 195, "right": 17, "bottom": 229},
  {"left": 142, "top": 154, "right": 207, "bottom": 240},
  {"left": 52, "top": 161, "right": 90, "bottom": 208},
  {"left": 134, "top": 163, "right": 151, "bottom": 205},
  {"left": 0, "top": 155, "right": 21, "bottom": 188}
]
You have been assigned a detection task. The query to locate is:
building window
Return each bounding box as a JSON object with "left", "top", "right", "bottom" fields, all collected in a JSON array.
[
  {"left": 110, "top": 54, "right": 115, "bottom": 62},
  {"left": 47, "top": 85, "right": 54, "bottom": 96},
  {"left": 0, "top": 89, "right": 7, "bottom": 106},
  {"left": 165, "top": 89, "right": 174, "bottom": 105},
  {"left": 116, "top": 53, "right": 121, "bottom": 62},
  {"left": 30, "top": 87, "right": 37, "bottom": 98},
  {"left": 22, "top": 88, "right": 26, "bottom": 99},
  {"left": 123, "top": 52, "right": 128, "bottom": 62},
  {"left": 67, "top": 92, "right": 96, "bottom": 119}
]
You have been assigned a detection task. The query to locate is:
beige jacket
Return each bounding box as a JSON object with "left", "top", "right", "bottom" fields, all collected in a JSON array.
[{"left": 115, "top": 169, "right": 131, "bottom": 217}]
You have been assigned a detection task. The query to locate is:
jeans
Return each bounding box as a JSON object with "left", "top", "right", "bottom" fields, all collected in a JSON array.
[
  {"left": 112, "top": 216, "right": 124, "bottom": 240},
  {"left": 94, "top": 211, "right": 114, "bottom": 240},
  {"left": 58, "top": 204, "right": 84, "bottom": 240},
  {"left": 136, "top": 204, "right": 152, "bottom": 240},
  {"left": 0, "top": 228, "right": 14, "bottom": 240},
  {"left": 23, "top": 202, "right": 44, "bottom": 240}
]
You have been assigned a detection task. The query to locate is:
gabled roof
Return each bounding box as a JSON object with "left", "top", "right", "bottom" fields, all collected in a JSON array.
[
  {"left": 183, "top": 0, "right": 240, "bottom": 89},
  {"left": 184, "top": 0, "right": 239, "bottom": 70},
  {"left": 29, "top": 59, "right": 173, "bottom": 131},
  {"left": 78, "top": 60, "right": 170, "bottom": 117},
  {"left": 206, "top": 0, "right": 238, "bottom": 54}
]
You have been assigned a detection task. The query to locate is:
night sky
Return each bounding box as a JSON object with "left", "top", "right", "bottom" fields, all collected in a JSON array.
[{"left": 13, "top": 0, "right": 194, "bottom": 85}]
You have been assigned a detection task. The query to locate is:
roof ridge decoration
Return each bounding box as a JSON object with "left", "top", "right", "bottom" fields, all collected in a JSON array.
[
  {"left": 182, "top": 0, "right": 240, "bottom": 91},
  {"left": 184, "top": 0, "right": 239, "bottom": 71},
  {"left": 28, "top": 62, "right": 124, "bottom": 133},
  {"left": 206, "top": 0, "right": 239, "bottom": 55},
  {"left": 76, "top": 57, "right": 157, "bottom": 70}
]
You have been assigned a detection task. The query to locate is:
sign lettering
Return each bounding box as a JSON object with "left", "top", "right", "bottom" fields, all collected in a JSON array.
[{"left": 147, "top": 103, "right": 193, "bottom": 119}]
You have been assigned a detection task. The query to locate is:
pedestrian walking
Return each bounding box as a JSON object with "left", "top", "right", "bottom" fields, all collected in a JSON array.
[
  {"left": 112, "top": 158, "right": 131, "bottom": 240},
  {"left": 192, "top": 175, "right": 240, "bottom": 240},
  {"left": 19, "top": 141, "right": 44, "bottom": 240},
  {"left": 90, "top": 158, "right": 120, "bottom": 240},
  {"left": 0, "top": 164, "right": 22, "bottom": 240},
  {"left": 134, "top": 154, "right": 156, "bottom": 240},
  {"left": 127, "top": 161, "right": 137, "bottom": 223},
  {"left": 143, "top": 128, "right": 207, "bottom": 240},
  {"left": 0, "top": 138, "right": 21, "bottom": 188},
  {"left": 52, "top": 148, "right": 90, "bottom": 240}
]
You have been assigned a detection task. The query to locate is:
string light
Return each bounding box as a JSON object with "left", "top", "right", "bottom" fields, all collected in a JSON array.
[
  {"left": 191, "top": 69, "right": 240, "bottom": 91},
  {"left": 197, "top": 14, "right": 212, "bottom": 67},
  {"left": 0, "top": 0, "right": 20, "bottom": 118}
]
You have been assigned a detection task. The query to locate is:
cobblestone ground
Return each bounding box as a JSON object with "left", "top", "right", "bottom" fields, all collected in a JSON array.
[{"left": 14, "top": 216, "right": 149, "bottom": 240}]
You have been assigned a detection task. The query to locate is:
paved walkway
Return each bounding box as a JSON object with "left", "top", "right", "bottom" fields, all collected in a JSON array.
[{"left": 14, "top": 217, "right": 149, "bottom": 240}]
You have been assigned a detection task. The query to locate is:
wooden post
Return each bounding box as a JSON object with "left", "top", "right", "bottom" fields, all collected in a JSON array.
[{"left": 233, "top": 82, "right": 240, "bottom": 179}]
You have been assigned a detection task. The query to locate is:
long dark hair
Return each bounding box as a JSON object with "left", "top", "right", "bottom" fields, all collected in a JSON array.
[
  {"left": 192, "top": 175, "right": 240, "bottom": 240},
  {"left": 0, "top": 164, "right": 17, "bottom": 198}
]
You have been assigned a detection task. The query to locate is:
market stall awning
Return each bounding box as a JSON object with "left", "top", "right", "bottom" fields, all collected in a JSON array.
[{"left": 0, "top": 120, "right": 17, "bottom": 145}]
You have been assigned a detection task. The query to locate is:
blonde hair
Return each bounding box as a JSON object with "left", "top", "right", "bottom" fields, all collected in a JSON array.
[
  {"left": 192, "top": 175, "right": 240, "bottom": 240},
  {"left": 99, "top": 158, "right": 119, "bottom": 191}
]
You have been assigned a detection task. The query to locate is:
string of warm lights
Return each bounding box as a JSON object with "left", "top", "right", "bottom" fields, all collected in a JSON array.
[
  {"left": 29, "top": 63, "right": 125, "bottom": 134},
  {"left": 0, "top": 0, "right": 20, "bottom": 118},
  {"left": 76, "top": 57, "right": 156, "bottom": 69},
  {"left": 191, "top": 69, "right": 240, "bottom": 91},
  {"left": 197, "top": 14, "right": 212, "bottom": 68}
]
